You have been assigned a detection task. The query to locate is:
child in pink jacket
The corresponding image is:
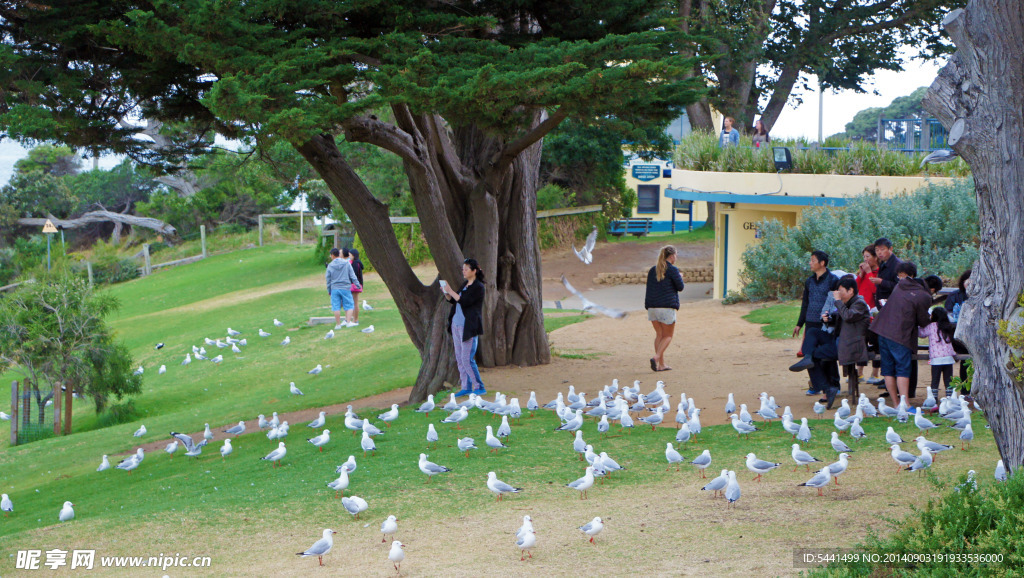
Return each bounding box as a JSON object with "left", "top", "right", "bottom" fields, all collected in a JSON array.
[{"left": 918, "top": 307, "right": 956, "bottom": 398}]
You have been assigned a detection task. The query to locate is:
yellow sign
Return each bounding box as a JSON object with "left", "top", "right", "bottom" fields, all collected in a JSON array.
[{"left": 42, "top": 220, "right": 58, "bottom": 233}]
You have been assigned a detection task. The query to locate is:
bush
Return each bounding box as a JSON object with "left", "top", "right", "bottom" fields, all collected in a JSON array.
[
  {"left": 95, "top": 399, "right": 140, "bottom": 429},
  {"left": 811, "top": 471, "right": 1024, "bottom": 576},
  {"left": 537, "top": 211, "right": 607, "bottom": 251},
  {"left": 738, "top": 179, "right": 978, "bottom": 301},
  {"left": 536, "top": 184, "right": 575, "bottom": 211},
  {"left": 674, "top": 132, "right": 972, "bottom": 177}
]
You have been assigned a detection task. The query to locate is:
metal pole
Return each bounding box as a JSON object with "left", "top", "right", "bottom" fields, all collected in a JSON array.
[
  {"left": 86, "top": 261, "right": 94, "bottom": 287},
  {"left": 671, "top": 205, "right": 676, "bottom": 234},
  {"left": 47, "top": 234, "right": 51, "bottom": 271},
  {"left": 299, "top": 210, "right": 304, "bottom": 245},
  {"left": 53, "top": 385, "right": 61, "bottom": 436},
  {"left": 10, "top": 381, "right": 17, "bottom": 446},
  {"left": 817, "top": 77, "right": 824, "bottom": 144},
  {"left": 200, "top": 225, "right": 208, "bottom": 259},
  {"left": 689, "top": 202, "right": 694, "bottom": 232}
]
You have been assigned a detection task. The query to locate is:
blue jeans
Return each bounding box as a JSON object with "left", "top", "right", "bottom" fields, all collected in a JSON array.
[{"left": 469, "top": 336, "right": 484, "bottom": 389}]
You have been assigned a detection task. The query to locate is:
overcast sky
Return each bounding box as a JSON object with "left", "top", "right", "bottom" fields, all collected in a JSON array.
[{"left": 0, "top": 56, "right": 947, "bottom": 184}]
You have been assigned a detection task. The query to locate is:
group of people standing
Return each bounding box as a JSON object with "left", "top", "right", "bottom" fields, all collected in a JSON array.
[
  {"left": 719, "top": 117, "right": 771, "bottom": 148},
  {"left": 326, "top": 247, "right": 365, "bottom": 329},
  {"left": 791, "top": 238, "right": 970, "bottom": 410}
]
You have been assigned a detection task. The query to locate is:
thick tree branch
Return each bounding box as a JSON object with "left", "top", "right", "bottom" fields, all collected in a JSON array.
[
  {"left": 341, "top": 115, "right": 423, "bottom": 168},
  {"left": 17, "top": 211, "right": 177, "bottom": 237},
  {"left": 492, "top": 107, "right": 569, "bottom": 171}
]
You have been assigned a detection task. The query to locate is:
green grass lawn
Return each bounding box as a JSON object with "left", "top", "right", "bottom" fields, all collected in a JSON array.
[
  {"left": 743, "top": 301, "right": 800, "bottom": 339},
  {"left": 607, "top": 226, "right": 715, "bottom": 245}
]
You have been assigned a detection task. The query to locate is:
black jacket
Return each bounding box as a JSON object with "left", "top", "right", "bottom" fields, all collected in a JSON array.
[
  {"left": 352, "top": 259, "right": 364, "bottom": 286},
  {"left": 875, "top": 254, "right": 903, "bottom": 302},
  {"left": 797, "top": 269, "right": 838, "bottom": 327},
  {"left": 446, "top": 280, "right": 485, "bottom": 341},
  {"left": 645, "top": 265, "right": 685, "bottom": 309}
]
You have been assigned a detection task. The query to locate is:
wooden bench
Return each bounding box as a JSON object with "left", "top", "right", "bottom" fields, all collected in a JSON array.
[{"left": 608, "top": 218, "right": 653, "bottom": 237}]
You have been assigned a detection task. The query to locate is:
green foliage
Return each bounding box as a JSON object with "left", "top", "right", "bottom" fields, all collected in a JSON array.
[
  {"left": 742, "top": 302, "right": 801, "bottom": 339},
  {"left": 674, "top": 132, "right": 972, "bottom": 177},
  {"left": 13, "top": 144, "right": 81, "bottom": 176},
  {"left": 840, "top": 86, "right": 930, "bottom": 141},
  {"left": 79, "top": 238, "right": 141, "bottom": 285},
  {"left": 353, "top": 224, "right": 432, "bottom": 272},
  {"left": 85, "top": 338, "right": 143, "bottom": 413},
  {"left": 94, "top": 399, "right": 140, "bottom": 429},
  {"left": 996, "top": 293, "right": 1024, "bottom": 384},
  {"left": 537, "top": 211, "right": 607, "bottom": 251},
  {"left": 536, "top": 184, "right": 575, "bottom": 211},
  {"left": 951, "top": 359, "right": 975, "bottom": 394},
  {"left": 812, "top": 471, "right": 1024, "bottom": 576},
  {"left": 738, "top": 179, "right": 978, "bottom": 301}
]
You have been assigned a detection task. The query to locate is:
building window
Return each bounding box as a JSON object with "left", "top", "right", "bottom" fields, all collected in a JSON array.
[{"left": 637, "top": 185, "right": 660, "bottom": 213}]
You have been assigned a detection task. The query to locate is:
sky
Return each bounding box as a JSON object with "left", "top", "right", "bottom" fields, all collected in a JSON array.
[{"left": 0, "top": 57, "right": 947, "bottom": 185}]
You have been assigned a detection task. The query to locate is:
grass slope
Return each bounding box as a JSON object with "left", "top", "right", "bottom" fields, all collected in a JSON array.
[{"left": 744, "top": 301, "right": 801, "bottom": 340}]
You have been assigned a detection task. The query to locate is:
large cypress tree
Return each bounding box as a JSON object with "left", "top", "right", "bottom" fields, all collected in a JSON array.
[{"left": 0, "top": 1, "right": 703, "bottom": 400}]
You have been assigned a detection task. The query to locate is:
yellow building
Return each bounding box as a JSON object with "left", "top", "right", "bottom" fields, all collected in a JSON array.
[{"left": 625, "top": 166, "right": 956, "bottom": 298}]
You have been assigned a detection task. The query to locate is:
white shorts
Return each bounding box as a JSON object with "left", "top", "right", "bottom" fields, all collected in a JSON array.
[{"left": 647, "top": 308, "right": 677, "bottom": 324}]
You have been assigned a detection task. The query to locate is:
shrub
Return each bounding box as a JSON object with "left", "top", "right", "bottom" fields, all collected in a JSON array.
[
  {"left": 537, "top": 210, "right": 607, "bottom": 251},
  {"left": 91, "top": 258, "right": 141, "bottom": 285},
  {"left": 810, "top": 471, "right": 1024, "bottom": 576},
  {"left": 738, "top": 179, "right": 978, "bottom": 301},
  {"left": 95, "top": 399, "right": 139, "bottom": 429},
  {"left": 536, "top": 184, "right": 574, "bottom": 211}
]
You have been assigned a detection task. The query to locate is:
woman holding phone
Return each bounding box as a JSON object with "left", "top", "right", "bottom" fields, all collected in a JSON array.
[{"left": 442, "top": 259, "right": 486, "bottom": 397}]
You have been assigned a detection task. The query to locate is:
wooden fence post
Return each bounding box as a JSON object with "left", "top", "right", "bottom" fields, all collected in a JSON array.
[
  {"left": 10, "top": 381, "right": 17, "bottom": 446},
  {"left": 258, "top": 215, "right": 264, "bottom": 247},
  {"left": 299, "top": 210, "right": 304, "bottom": 245},
  {"left": 53, "top": 385, "right": 61, "bottom": 436},
  {"left": 143, "top": 243, "right": 152, "bottom": 276},
  {"left": 86, "top": 261, "right": 94, "bottom": 287},
  {"left": 21, "top": 378, "right": 30, "bottom": 434},
  {"left": 63, "top": 382, "right": 73, "bottom": 435},
  {"left": 200, "top": 224, "right": 208, "bottom": 259}
]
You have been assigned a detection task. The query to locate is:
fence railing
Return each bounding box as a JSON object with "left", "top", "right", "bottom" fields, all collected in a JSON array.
[{"left": 877, "top": 118, "right": 948, "bottom": 151}]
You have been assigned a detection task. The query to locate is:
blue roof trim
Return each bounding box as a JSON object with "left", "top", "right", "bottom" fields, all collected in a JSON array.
[{"left": 664, "top": 189, "right": 849, "bottom": 207}]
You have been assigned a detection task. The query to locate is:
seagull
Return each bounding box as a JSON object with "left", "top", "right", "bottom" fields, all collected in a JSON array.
[
  {"left": 327, "top": 468, "right": 350, "bottom": 498},
  {"left": 426, "top": 424, "right": 439, "bottom": 448},
  {"left": 261, "top": 442, "right": 287, "bottom": 467},
  {"left": 497, "top": 415, "right": 512, "bottom": 439},
  {"left": 220, "top": 439, "right": 233, "bottom": 459},
  {"left": 836, "top": 399, "right": 852, "bottom": 420},
  {"left": 730, "top": 414, "right": 759, "bottom": 438},
  {"left": 223, "top": 421, "right": 246, "bottom": 437},
  {"left": 97, "top": 455, "right": 111, "bottom": 471},
  {"left": 158, "top": 365, "right": 166, "bottom": 375},
  {"left": 560, "top": 275, "right": 627, "bottom": 319},
  {"left": 485, "top": 425, "right": 507, "bottom": 452},
  {"left": 307, "top": 412, "right": 326, "bottom": 429},
  {"left": 849, "top": 417, "right": 866, "bottom": 440},
  {"left": 557, "top": 409, "right": 585, "bottom": 433},
  {"left": 154, "top": 342, "right": 164, "bottom": 350},
  {"left": 210, "top": 355, "right": 223, "bottom": 364},
  {"left": 308, "top": 429, "right": 331, "bottom": 452},
  {"left": 960, "top": 423, "right": 975, "bottom": 450},
  {"left": 181, "top": 354, "right": 192, "bottom": 366},
  {"left": 885, "top": 427, "right": 905, "bottom": 445},
  {"left": 738, "top": 404, "right": 753, "bottom": 424},
  {"left": 231, "top": 343, "right": 242, "bottom": 353},
  {"left": 0, "top": 493, "right": 12, "bottom": 515},
  {"left": 516, "top": 529, "right": 536, "bottom": 561},
  {"left": 690, "top": 449, "right": 712, "bottom": 477},
  {"left": 702, "top": 469, "right": 729, "bottom": 498},
  {"left": 59, "top": 501, "right": 75, "bottom": 522},
  {"left": 418, "top": 453, "right": 452, "bottom": 482},
  {"left": 281, "top": 336, "right": 291, "bottom": 346},
  {"left": 360, "top": 431, "right": 376, "bottom": 457},
  {"left": 920, "top": 148, "right": 959, "bottom": 167},
  {"left": 389, "top": 540, "right": 406, "bottom": 572},
  {"left": 324, "top": 329, "right": 334, "bottom": 340},
  {"left": 226, "top": 327, "right": 240, "bottom": 336},
  {"left": 797, "top": 417, "right": 812, "bottom": 443},
  {"left": 259, "top": 329, "right": 271, "bottom": 337},
  {"left": 416, "top": 395, "right": 436, "bottom": 418},
  {"left": 133, "top": 366, "right": 144, "bottom": 376},
  {"left": 274, "top": 318, "right": 284, "bottom": 327},
  {"left": 915, "top": 410, "right": 938, "bottom": 432},
  {"left": 579, "top": 516, "right": 604, "bottom": 544},
  {"left": 378, "top": 404, "right": 399, "bottom": 426},
  {"left": 906, "top": 448, "right": 933, "bottom": 472},
  {"left": 132, "top": 424, "right": 147, "bottom": 437},
  {"left": 442, "top": 407, "right": 469, "bottom": 429},
  {"left": 599, "top": 415, "right": 611, "bottom": 435},
  {"left": 337, "top": 455, "right": 357, "bottom": 475},
  {"left": 724, "top": 471, "right": 741, "bottom": 506},
  {"left": 290, "top": 382, "right": 304, "bottom": 395},
  {"left": 915, "top": 436, "right": 954, "bottom": 457},
  {"left": 995, "top": 460, "right": 1007, "bottom": 482},
  {"left": 487, "top": 471, "right": 522, "bottom": 501},
  {"left": 361, "top": 325, "right": 375, "bottom": 333},
  {"left": 572, "top": 226, "right": 598, "bottom": 265},
  {"left": 663, "top": 442, "right": 685, "bottom": 471},
  {"left": 821, "top": 453, "right": 851, "bottom": 485},
  {"left": 297, "top": 529, "right": 336, "bottom": 567},
  {"left": 164, "top": 440, "right": 178, "bottom": 456},
  {"left": 889, "top": 444, "right": 918, "bottom": 472},
  {"left": 308, "top": 365, "right": 323, "bottom": 376},
  {"left": 362, "top": 300, "right": 373, "bottom": 311},
  {"left": 215, "top": 339, "right": 228, "bottom": 349},
  {"left": 362, "top": 419, "right": 383, "bottom": 437},
  {"left": 380, "top": 515, "right": 397, "bottom": 543},
  {"left": 204, "top": 338, "right": 215, "bottom": 346},
  {"left": 798, "top": 470, "right": 831, "bottom": 496},
  {"left": 170, "top": 431, "right": 201, "bottom": 454},
  {"left": 833, "top": 412, "right": 852, "bottom": 434},
  {"left": 639, "top": 408, "right": 665, "bottom": 431},
  {"left": 813, "top": 400, "right": 826, "bottom": 418},
  {"left": 458, "top": 436, "right": 477, "bottom": 459},
  {"left": 116, "top": 455, "right": 140, "bottom": 474},
  {"left": 746, "top": 452, "right": 781, "bottom": 482},
  {"left": 830, "top": 431, "right": 854, "bottom": 453},
  {"left": 791, "top": 444, "right": 823, "bottom": 472},
  {"left": 204, "top": 423, "right": 214, "bottom": 443},
  {"left": 724, "top": 393, "right": 736, "bottom": 415},
  {"left": 567, "top": 466, "right": 596, "bottom": 499}
]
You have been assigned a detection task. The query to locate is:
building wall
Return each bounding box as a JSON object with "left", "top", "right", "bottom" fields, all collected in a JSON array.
[
  {"left": 625, "top": 160, "right": 709, "bottom": 230},
  {"left": 671, "top": 169, "right": 955, "bottom": 198},
  {"left": 713, "top": 205, "right": 801, "bottom": 299}
]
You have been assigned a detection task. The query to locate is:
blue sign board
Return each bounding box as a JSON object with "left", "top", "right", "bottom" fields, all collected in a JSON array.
[{"left": 631, "top": 164, "right": 661, "bottom": 182}]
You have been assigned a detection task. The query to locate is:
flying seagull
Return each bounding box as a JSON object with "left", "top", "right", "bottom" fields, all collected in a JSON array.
[
  {"left": 560, "top": 275, "right": 627, "bottom": 319},
  {"left": 572, "top": 226, "right": 598, "bottom": 265}
]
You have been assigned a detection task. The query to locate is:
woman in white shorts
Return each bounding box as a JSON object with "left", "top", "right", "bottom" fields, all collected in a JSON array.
[{"left": 644, "top": 246, "right": 685, "bottom": 371}]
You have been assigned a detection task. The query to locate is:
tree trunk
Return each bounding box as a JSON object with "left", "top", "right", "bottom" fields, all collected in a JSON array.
[
  {"left": 923, "top": 3, "right": 1024, "bottom": 472},
  {"left": 296, "top": 111, "right": 551, "bottom": 403},
  {"left": 685, "top": 101, "right": 716, "bottom": 132}
]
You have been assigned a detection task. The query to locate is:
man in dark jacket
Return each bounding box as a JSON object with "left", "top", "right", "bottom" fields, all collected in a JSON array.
[
  {"left": 871, "top": 237, "right": 903, "bottom": 303},
  {"left": 790, "top": 250, "right": 839, "bottom": 395},
  {"left": 869, "top": 261, "right": 931, "bottom": 403}
]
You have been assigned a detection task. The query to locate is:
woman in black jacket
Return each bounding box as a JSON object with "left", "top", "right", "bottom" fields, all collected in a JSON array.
[
  {"left": 442, "top": 258, "right": 486, "bottom": 397},
  {"left": 645, "top": 246, "right": 685, "bottom": 372}
]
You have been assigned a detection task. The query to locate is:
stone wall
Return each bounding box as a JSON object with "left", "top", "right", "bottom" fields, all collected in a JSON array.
[{"left": 594, "top": 266, "right": 714, "bottom": 285}]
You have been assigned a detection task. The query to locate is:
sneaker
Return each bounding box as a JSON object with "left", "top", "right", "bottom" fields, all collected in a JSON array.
[
  {"left": 472, "top": 387, "right": 487, "bottom": 396},
  {"left": 454, "top": 388, "right": 473, "bottom": 398},
  {"left": 347, "top": 322, "right": 359, "bottom": 328},
  {"left": 805, "top": 389, "right": 819, "bottom": 396},
  {"left": 334, "top": 324, "right": 344, "bottom": 330},
  {"left": 865, "top": 377, "right": 884, "bottom": 385}
]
